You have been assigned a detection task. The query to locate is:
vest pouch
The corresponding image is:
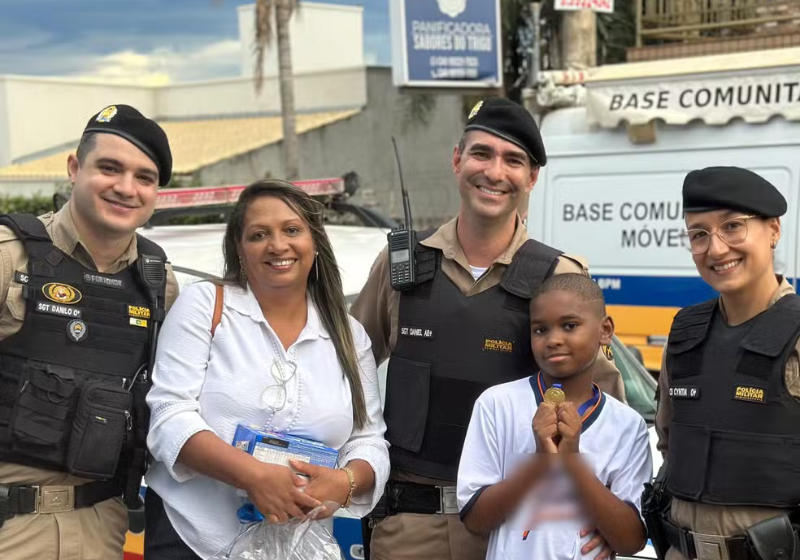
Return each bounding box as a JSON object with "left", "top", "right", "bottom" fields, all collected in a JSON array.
[
  {"left": 11, "top": 364, "right": 77, "bottom": 463},
  {"left": 704, "top": 430, "right": 800, "bottom": 507},
  {"left": 384, "top": 357, "right": 430, "bottom": 453},
  {"left": 67, "top": 381, "right": 132, "bottom": 480},
  {"left": 666, "top": 422, "right": 710, "bottom": 500}
]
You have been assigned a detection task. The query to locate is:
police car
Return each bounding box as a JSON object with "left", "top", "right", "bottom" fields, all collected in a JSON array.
[{"left": 123, "top": 181, "right": 660, "bottom": 560}]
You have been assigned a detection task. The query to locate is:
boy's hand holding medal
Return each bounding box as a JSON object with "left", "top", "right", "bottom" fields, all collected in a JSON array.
[{"left": 532, "top": 383, "right": 581, "bottom": 453}]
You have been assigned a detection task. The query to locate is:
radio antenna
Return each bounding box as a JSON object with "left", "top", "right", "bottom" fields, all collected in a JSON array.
[{"left": 391, "top": 136, "right": 413, "bottom": 230}]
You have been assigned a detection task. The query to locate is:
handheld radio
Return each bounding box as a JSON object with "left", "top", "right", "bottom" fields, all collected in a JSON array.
[{"left": 388, "top": 137, "right": 417, "bottom": 291}]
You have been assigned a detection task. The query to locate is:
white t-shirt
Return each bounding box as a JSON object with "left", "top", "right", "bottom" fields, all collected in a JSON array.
[
  {"left": 457, "top": 375, "right": 652, "bottom": 560},
  {"left": 469, "top": 264, "right": 489, "bottom": 280}
]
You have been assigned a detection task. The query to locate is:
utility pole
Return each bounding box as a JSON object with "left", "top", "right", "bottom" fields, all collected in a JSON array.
[{"left": 561, "top": 8, "right": 597, "bottom": 69}]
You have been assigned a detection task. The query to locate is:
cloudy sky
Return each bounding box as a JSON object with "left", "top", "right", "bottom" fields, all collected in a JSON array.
[{"left": 0, "top": 0, "right": 390, "bottom": 84}]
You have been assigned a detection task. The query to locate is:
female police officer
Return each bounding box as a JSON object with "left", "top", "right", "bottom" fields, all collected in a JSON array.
[{"left": 655, "top": 166, "right": 800, "bottom": 560}]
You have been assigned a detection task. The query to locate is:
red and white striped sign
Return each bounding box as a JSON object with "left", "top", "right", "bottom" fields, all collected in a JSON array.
[{"left": 155, "top": 178, "right": 345, "bottom": 209}]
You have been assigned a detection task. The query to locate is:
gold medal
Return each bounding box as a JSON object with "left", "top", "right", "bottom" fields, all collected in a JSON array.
[{"left": 544, "top": 384, "right": 565, "bottom": 405}]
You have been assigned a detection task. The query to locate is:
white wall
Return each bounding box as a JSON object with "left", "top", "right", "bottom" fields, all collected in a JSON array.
[
  {"left": 155, "top": 68, "right": 366, "bottom": 119},
  {"left": 0, "top": 1, "right": 366, "bottom": 167},
  {"left": 1, "top": 76, "right": 154, "bottom": 164},
  {"left": 0, "top": 66, "right": 365, "bottom": 167},
  {"left": 237, "top": 2, "right": 363, "bottom": 78},
  {"left": 0, "top": 79, "right": 9, "bottom": 167}
]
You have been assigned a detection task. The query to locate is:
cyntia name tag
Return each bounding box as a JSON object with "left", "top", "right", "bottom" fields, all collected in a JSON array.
[{"left": 669, "top": 386, "right": 700, "bottom": 399}]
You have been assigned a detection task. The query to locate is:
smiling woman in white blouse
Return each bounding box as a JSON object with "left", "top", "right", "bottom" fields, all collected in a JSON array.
[{"left": 143, "top": 180, "right": 390, "bottom": 560}]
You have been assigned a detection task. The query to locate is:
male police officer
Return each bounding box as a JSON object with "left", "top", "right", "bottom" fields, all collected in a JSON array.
[
  {"left": 651, "top": 167, "right": 800, "bottom": 560},
  {"left": 351, "top": 98, "right": 625, "bottom": 560},
  {"left": 0, "top": 104, "right": 178, "bottom": 559}
]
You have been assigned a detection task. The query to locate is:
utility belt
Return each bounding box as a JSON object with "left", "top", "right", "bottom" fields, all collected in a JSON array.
[
  {"left": 362, "top": 480, "right": 460, "bottom": 560},
  {"left": 371, "top": 480, "right": 459, "bottom": 519},
  {"left": 0, "top": 479, "right": 122, "bottom": 528},
  {"left": 660, "top": 513, "right": 799, "bottom": 560},
  {"left": 644, "top": 463, "right": 800, "bottom": 560}
]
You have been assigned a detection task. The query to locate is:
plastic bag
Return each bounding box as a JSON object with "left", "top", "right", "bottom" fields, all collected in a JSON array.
[{"left": 211, "top": 502, "right": 344, "bottom": 560}]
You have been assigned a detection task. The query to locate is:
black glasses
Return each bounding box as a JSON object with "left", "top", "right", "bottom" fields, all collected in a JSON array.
[{"left": 680, "top": 215, "right": 756, "bottom": 254}]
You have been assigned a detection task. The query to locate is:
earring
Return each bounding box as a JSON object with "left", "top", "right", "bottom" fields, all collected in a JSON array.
[
  {"left": 771, "top": 241, "right": 777, "bottom": 249},
  {"left": 314, "top": 252, "right": 319, "bottom": 282},
  {"left": 239, "top": 263, "right": 247, "bottom": 282}
]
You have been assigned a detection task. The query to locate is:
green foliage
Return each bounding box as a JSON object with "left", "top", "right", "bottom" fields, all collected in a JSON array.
[
  {"left": 165, "top": 174, "right": 202, "bottom": 189},
  {"left": 397, "top": 93, "right": 438, "bottom": 132},
  {"left": 597, "top": 1, "right": 637, "bottom": 65},
  {"left": 501, "top": 0, "right": 534, "bottom": 102},
  {"left": 501, "top": 0, "right": 638, "bottom": 97},
  {"left": 0, "top": 194, "right": 56, "bottom": 216}
]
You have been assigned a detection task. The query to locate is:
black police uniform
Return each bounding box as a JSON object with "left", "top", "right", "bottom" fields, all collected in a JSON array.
[
  {"left": 380, "top": 97, "right": 558, "bottom": 508},
  {"left": 645, "top": 167, "right": 800, "bottom": 560},
  {"left": 385, "top": 234, "right": 562, "bottom": 482},
  {"left": 0, "top": 105, "right": 172, "bottom": 527}
]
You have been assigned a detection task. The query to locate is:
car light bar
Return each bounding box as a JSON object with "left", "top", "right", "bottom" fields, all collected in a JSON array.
[{"left": 155, "top": 178, "right": 345, "bottom": 209}]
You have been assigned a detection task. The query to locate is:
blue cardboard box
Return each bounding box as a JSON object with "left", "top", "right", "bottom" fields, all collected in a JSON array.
[{"left": 232, "top": 424, "right": 339, "bottom": 469}]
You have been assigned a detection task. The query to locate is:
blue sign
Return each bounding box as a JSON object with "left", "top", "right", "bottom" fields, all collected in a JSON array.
[{"left": 392, "top": 0, "right": 502, "bottom": 88}]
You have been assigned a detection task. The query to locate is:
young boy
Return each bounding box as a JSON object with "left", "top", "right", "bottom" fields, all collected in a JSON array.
[{"left": 457, "top": 273, "right": 652, "bottom": 560}]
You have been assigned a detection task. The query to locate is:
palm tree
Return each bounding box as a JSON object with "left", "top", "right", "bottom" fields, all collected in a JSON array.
[
  {"left": 254, "top": 0, "right": 300, "bottom": 180},
  {"left": 214, "top": 0, "right": 301, "bottom": 180},
  {"left": 500, "top": 0, "right": 637, "bottom": 97}
]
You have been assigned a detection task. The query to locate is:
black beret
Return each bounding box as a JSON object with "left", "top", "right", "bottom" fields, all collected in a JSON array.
[
  {"left": 464, "top": 97, "right": 546, "bottom": 166},
  {"left": 83, "top": 105, "right": 172, "bottom": 186},
  {"left": 683, "top": 166, "right": 786, "bottom": 218}
]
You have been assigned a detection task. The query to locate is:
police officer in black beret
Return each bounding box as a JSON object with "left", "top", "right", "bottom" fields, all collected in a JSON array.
[
  {"left": 650, "top": 166, "right": 800, "bottom": 560},
  {"left": 0, "top": 104, "right": 178, "bottom": 559},
  {"left": 351, "top": 97, "right": 625, "bottom": 560}
]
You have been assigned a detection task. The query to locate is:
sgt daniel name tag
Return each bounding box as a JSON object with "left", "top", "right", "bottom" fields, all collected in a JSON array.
[
  {"left": 400, "top": 326, "right": 435, "bottom": 339},
  {"left": 669, "top": 386, "right": 700, "bottom": 399},
  {"left": 36, "top": 301, "right": 82, "bottom": 319}
]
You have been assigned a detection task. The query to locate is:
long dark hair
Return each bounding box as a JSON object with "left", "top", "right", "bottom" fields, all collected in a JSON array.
[{"left": 221, "top": 180, "right": 368, "bottom": 428}]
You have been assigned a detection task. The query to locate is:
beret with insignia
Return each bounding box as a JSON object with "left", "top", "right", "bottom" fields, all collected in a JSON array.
[
  {"left": 464, "top": 97, "right": 546, "bottom": 166},
  {"left": 683, "top": 166, "right": 786, "bottom": 217},
  {"left": 83, "top": 105, "right": 172, "bottom": 186}
]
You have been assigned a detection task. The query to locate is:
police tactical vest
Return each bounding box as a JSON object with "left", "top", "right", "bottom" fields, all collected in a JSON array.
[
  {"left": 665, "top": 295, "right": 800, "bottom": 507},
  {"left": 0, "top": 213, "right": 166, "bottom": 484},
  {"left": 384, "top": 233, "right": 562, "bottom": 481}
]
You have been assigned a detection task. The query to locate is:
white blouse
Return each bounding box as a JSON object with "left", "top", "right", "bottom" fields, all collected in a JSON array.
[{"left": 146, "top": 282, "right": 389, "bottom": 559}]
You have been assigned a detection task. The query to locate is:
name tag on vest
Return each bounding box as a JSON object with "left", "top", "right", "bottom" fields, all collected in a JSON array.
[
  {"left": 400, "top": 326, "right": 435, "bottom": 339},
  {"left": 83, "top": 272, "right": 125, "bottom": 289},
  {"left": 669, "top": 386, "right": 700, "bottom": 399},
  {"left": 36, "top": 301, "right": 83, "bottom": 319}
]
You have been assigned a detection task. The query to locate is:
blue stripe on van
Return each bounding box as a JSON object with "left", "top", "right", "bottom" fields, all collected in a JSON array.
[
  {"left": 593, "top": 275, "right": 798, "bottom": 308},
  {"left": 593, "top": 275, "right": 717, "bottom": 308}
]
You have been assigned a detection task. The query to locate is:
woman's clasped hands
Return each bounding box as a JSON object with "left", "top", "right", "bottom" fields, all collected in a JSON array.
[{"left": 242, "top": 462, "right": 320, "bottom": 524}]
